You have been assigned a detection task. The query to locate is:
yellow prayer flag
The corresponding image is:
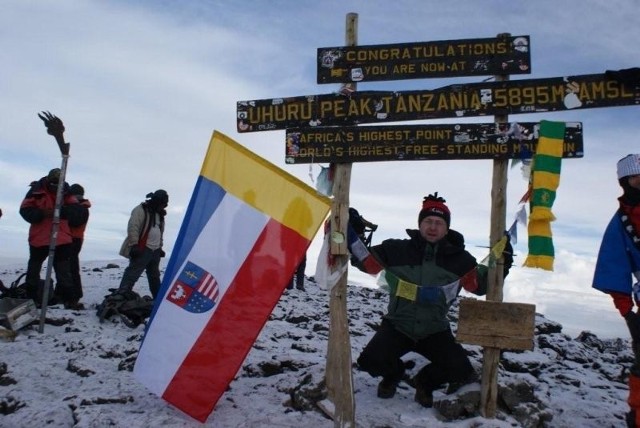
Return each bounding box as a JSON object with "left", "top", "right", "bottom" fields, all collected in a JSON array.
[{"left": 396, "top": 278, "right": 418, "bottom": 301}]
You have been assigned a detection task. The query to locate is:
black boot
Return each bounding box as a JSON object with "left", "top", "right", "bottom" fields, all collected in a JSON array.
[
  {"left": 446, "top": 369, "right": 479, "bottom": 394},
  {"left": 414, "top": 385, "right": 433, "bottom": 408},
  {"left": 377, "top": 377, "right": 399, "bottom": 399}
]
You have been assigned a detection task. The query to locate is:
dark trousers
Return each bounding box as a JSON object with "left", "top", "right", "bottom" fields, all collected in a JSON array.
[
  {"left": 118, "top": 247, "right": 162, "bottom": 299},
  {"left": 357, "top": 319, "right": 474, "bottom": 392},
  {"left": 70, "top": 238, "right": 84, "bottom": 299},
  {"left": 287, "top": 255, "right": 307, "bottom": 289},
  {"left": 26, "top": 243, "right": 79, "bottom": 303}
]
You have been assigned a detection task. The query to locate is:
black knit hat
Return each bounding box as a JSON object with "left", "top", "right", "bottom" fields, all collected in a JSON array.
[
  {"left": 418, "top": 192, "right": 451, "bottom": 227},
  {"left": 47, "top": 168, "right": 61, "bottom": 184},
  {"left": 147, "top": 189, "right": 169, "bottom": 206},
  {"left": 69, "top": 183, "right": 84, "bottom": 197}
]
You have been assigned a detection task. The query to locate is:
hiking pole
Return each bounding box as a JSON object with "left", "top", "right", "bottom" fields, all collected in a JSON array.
[{"left": 36, "top": 111, "right": 70, "bottom": 333}]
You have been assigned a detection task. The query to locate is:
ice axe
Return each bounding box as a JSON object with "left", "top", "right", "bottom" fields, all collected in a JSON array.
[
  {"left": 38, "top": 111, "right": 69, "bottom": 155},
  {"left": 36, "top": 111, "right": 71, "bottom": 333}
]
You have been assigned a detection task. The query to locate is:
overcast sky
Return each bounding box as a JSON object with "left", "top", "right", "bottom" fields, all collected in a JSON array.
[{"left": 1, "top": 0, "right": 638, "bottom": 338}]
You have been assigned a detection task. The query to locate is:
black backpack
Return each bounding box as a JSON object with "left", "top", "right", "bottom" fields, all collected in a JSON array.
[
  {"left": 0, "top": 273, "right": 56, "bottom": 306},
  {"left": 96, "top": 289, "right": 154, "bottom": 328}
]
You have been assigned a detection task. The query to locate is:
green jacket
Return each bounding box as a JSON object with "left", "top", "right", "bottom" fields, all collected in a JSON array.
[{"left": 370, "top": 228, "right": 488, "bottom": 340}]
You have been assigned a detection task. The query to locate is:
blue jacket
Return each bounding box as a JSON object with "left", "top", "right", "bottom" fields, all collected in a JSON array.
[{"left": 593, "top": 212, "right": 640, "bottom": 294}]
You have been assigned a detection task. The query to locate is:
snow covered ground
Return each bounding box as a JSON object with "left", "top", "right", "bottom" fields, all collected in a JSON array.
[{"left": 0, "top": 260, "right": 632, "bottom": 427}]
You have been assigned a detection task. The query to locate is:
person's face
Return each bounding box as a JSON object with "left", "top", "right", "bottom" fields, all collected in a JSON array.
[
  {"left": 628, "top": 174, "right": 640, "bottom": 190},
  {"left": 47, "top": 179, "right": 59, "bottom": 193},
  {"left": 419, "top": 216, "right": 448, "bottom": 243}
]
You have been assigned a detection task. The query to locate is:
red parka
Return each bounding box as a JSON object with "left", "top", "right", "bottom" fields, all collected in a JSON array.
[{"left": 19, "top": 178, "right": 85, "bottom": 247}]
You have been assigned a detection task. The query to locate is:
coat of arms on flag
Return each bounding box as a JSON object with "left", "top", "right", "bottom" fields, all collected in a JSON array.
[{"left": 167, "top": 261, "right": 220, "bottom": 313}]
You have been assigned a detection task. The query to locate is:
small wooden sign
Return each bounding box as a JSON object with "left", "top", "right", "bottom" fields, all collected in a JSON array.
[
  {"left": 456, "top": 299, "right": 535, "bottom": 351},
  {"left": 285, "top": 122, "right": 583, "bottom": 164},
  {"left": 317, "top": 35, "right": 531, "bottom": 83}
]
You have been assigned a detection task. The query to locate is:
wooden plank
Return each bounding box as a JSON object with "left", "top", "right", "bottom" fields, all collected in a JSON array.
[
  {"left": 236, "top": 72, "right": 640, "bottom": 132},
  {"left": 457, "top": 299, "right": 536, "bottom": 351},
  {"left": 317, "top": 35, "right": 531, "bottom": 83},
  {"left": 285, "top": 122, "right": 583, "bottom": 164}
]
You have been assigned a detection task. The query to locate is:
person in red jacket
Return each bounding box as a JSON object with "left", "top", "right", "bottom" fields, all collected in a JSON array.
[
  {"left": 19, "top": 168, "right": 87, "bottom": 309},
  {"left": 68, "top": 183, "right": 91, "bottom": 305}
]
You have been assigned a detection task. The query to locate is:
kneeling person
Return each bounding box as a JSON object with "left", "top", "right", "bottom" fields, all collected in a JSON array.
[{"left": 356, "top": 193, "right": 512, "bottom": 407}]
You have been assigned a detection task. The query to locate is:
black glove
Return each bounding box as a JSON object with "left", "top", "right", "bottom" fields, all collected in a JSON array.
[
  {"left": 626, "top": 311, "right": 640, "bottom": 344},
  {"left": 159, "top": 249, "right": 166, "bottom": 258},
  {"left": 20, "top": 206, "right": 46, "bottom": 224},
  {"left": 502, "top": 232, "right": 514, "bottom": 278},
  {"left": 129, "top": 246, "right": 142, "bottom": 259}
]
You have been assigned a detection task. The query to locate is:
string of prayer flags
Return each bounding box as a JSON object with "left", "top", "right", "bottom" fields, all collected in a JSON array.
[
  {"left": 507, "top": 204, "right": 528, "bottom": 245},
  {"left": 524, "top": 120, "right": 566, "bottom": 271},
  {"left": 346, "top": 223, "right": 383, "bottom": 275},
  {"left": 382, "top": 269, "right": 476, "bottom": 304},
  {"left": 480, "top": 234, "right": 510, "bottom": 268}
]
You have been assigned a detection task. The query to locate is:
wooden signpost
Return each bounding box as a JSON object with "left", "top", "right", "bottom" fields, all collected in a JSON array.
[
  {"left": 482, "top": 63, "right": 510, "bottom": 417},
  {"left": 323, "top": 13, "right": 357, "bottom": 428},
  {"left": 237, "top": 15, "right": 639, "bottom": 425}
]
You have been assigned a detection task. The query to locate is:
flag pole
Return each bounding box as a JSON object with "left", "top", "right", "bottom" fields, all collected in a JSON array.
[
  {"left": 36, "top": 112, "right": 70, "bottom": 334},
  {"left": 325, "top": 13, "right": 357, "bottom": 428}
]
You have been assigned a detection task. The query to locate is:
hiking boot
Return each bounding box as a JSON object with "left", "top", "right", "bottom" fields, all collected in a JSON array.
[
  {"left": 414, "top": 385, "right": 433, "bottom": 408},
  {"left": 446, "top": 370, "right": 479, "bottom": 394},
  {"left": 64, "top": 300, "right": 85, "bottom": 310},
  {"left": 296, "top": 286, "right": 305, "bottom": 291},
  {"left": 626, "top": 410, "right": 637, "bottom": 428},
  {"left": 377, "top": 377, "right": 399, "bottom": 399}
]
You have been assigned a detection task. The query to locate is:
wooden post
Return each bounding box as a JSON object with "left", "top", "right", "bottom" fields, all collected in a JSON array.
[
  {"left": 479, "top": 33, "right": 511, "bottom": 418},
  {"left": 325, "top": 13, "right": 357, "bottom": 428}
]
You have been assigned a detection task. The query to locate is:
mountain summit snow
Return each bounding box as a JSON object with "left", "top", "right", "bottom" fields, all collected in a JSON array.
[{"left": 0, "top": 261, "right": 631, "bottom": 427}]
